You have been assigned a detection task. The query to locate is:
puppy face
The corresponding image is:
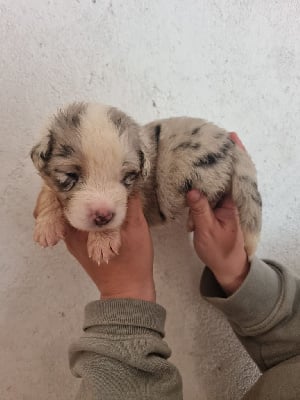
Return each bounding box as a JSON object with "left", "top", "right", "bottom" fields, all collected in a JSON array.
[{"left": 31, "top": 103, "right": 148, "bottom": 231}]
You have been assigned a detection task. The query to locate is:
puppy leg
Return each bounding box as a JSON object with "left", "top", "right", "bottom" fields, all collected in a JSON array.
[
  {"left": 231, "top": 147, "right": 262, "bottom": 259},
  {"left": 34, "top": 185, "right": 67, "bottom": 247},
  {"left": 87, "top": 230, "right": 121, "bottom": 265},
  {"left": 243, "top": 232, "right": 260, "bottom": 261}
]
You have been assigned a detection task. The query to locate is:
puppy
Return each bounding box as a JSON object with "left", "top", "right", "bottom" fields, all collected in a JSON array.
[{"left": 31, "top": 102, "right": 262, "bottom": 263}]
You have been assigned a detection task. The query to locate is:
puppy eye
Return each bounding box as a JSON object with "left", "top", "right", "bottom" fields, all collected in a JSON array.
[
  {"left": 57, "top": 172, "right": 79, "bottom": 191},
  {"left": 122, "top": 171, "right": 139, "bottom": 188},
  {"left": 66, "top": 172, "right": 79, "bottom": 180}
]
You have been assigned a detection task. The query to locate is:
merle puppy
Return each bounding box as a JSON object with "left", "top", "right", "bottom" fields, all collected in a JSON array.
[{"left": 31, "top": 103, "right": 262, "bottom": 264}]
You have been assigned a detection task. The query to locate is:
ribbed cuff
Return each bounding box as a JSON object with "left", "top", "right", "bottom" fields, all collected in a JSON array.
[
  {"left": 200, "top": 257, "right": 283, "bottom": 335},
  {"left": 83, "top": 298, "right": 166, "bottom": 336}
]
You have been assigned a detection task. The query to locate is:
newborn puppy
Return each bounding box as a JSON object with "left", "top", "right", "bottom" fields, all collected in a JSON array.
[{"left": 31, "top": 102, "right": 262, "bottom": 263}]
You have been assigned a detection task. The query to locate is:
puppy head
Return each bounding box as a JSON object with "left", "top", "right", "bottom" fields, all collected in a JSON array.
[{"left": 31, "top": 102, "right": 150, "bottom": 231}]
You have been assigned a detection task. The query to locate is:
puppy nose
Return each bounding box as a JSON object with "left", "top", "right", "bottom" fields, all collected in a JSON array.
[{"left": 94, "top": 211, "right": 114, "bottom": 226}]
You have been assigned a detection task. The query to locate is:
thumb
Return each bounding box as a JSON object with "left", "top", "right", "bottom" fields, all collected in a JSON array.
[
  {"left": 124, "top": 193, "right": 145, "bottom": 227},
  {"left": 186, "top": 190, "right": 215, "bottom": 229}
]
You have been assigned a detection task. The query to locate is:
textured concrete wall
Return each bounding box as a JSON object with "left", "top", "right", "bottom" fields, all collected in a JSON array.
[{"left": 1, "top": 1, "right": 299, "bottom": 399}]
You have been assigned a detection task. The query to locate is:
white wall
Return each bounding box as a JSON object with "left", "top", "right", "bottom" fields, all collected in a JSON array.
[{"left": 1, "top": 1, "right": 299, "bottom": 399}]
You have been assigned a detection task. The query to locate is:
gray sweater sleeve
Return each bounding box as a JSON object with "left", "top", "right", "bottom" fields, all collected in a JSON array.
[
  {"left": 200, "top": 257, "right": 300, "bottom": 399},
  {"left": 69, "top": 299, "right": 182, "bottom": 400}
]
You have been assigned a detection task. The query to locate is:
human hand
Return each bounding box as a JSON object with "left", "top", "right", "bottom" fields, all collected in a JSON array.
[
  {"left": 186, "top": 133, "right": 249, "bottom": 295},
  {"left": 64, "top": 194, "right": 155, "bottom": 302}
]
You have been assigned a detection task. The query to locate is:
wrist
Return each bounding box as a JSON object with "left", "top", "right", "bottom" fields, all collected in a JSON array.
[
  {"left": 100, "top": 284, "right": 156, "bottom": 303},
  {"left": 212, "top": 254, "right": 250, "bottom": 295}
]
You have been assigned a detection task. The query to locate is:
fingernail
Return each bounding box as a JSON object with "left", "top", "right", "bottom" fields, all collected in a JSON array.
[{"left": 188, "top": 190, "right": 201, "bottom": 202}]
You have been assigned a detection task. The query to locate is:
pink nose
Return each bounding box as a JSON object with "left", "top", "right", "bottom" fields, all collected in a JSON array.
[{"left": 94, "top": 211, "right": 114, "bottom": 226}]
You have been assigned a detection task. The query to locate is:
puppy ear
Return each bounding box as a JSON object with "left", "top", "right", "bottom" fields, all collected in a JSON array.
[
  {"left": 138, "top": 128, "right": 152, "bottom": 179},
  {"left": 108, "top": 106, "right": 151, "bottom": 179},
  {"left": 30, "top": 132, "right": 55, "bottom": 171},
  {"left": 138, "top": 146, "right": 151, "bottom": 179}
]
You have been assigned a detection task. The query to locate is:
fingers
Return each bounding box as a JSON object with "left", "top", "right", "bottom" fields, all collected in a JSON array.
[
  {"left": 187, "top": 191, "right": 239, "bottom": 232},
  {"left": 64, "top": 224, "right": 88, "bottom": 250},
  {"left": 124, "top": 192, "right": 146, "bottom": 228},
  {"left": 229, "top": 132, "right": 246, "bottom": 151},
  {"left": 216, "top": 194, "right": 236, "bottom": 210},
  {"left": 186, "top": 190, "right": 215, "bottom": 230},
  {"left": 186, "top": 209, "right": 195, "bottom": 232},
  {"left": 214, "top": 195, "right": 240, "bottom": 226}
]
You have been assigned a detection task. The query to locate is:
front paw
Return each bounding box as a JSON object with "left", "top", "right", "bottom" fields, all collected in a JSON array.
[
  {"left": 34, "top": 216, "right": 66, "bottom": 247},
  {"left": 87, "top": 230, "right": 121, "bottom": 265}
]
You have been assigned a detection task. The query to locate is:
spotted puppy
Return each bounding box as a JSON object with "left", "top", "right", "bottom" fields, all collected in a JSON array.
[{"left": 31, "top": 102, "right": 262, "bottom": 263}]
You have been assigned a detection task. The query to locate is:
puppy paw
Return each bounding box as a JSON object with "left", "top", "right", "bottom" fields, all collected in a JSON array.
[
  {"left": 244, "top": 231, "right": 259, "bottom": 261},
  {"left": 87, "top": 230, "right": 121, "bottom": 265},
  {"left": 34, "top": 216, "right": 67, "bottom": 247}
]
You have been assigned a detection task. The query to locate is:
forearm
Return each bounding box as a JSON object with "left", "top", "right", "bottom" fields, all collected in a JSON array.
[
  {"left": 69, "top": 299, "right": 182, "bottom": 400},
  {"left": 200, "top": 257, "right": 300, "bottom": 371}
]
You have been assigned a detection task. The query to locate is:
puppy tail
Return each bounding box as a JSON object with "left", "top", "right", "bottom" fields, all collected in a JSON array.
[{"left": 231, "top": 146, "right": 262, "bottom": 258}]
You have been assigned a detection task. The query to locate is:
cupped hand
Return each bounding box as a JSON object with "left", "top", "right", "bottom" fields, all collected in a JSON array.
[
  {"left": 65, "top": 194, "right": 155, "bottom": 302},
  {"left": 186, "top": 132, "right": 249, "bottom": 295}
]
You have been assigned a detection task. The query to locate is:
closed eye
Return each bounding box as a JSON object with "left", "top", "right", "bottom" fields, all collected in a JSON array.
[
  {"left": 56, "top": 172, "right": 79, "bottom": 191},
  {"left": 65, "top": 172, "right": 79, "bottom": 181},
  {"left": 121, "top": 171, "right": 139, "bottom": 188}
]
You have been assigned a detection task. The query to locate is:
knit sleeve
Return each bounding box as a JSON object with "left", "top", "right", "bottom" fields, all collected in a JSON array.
[
  {"left": 69, "top": 298, "right": 182, "bottom": 400},
  {"left": 201, "top": 257, "right": 300, "bottom": 399}
]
